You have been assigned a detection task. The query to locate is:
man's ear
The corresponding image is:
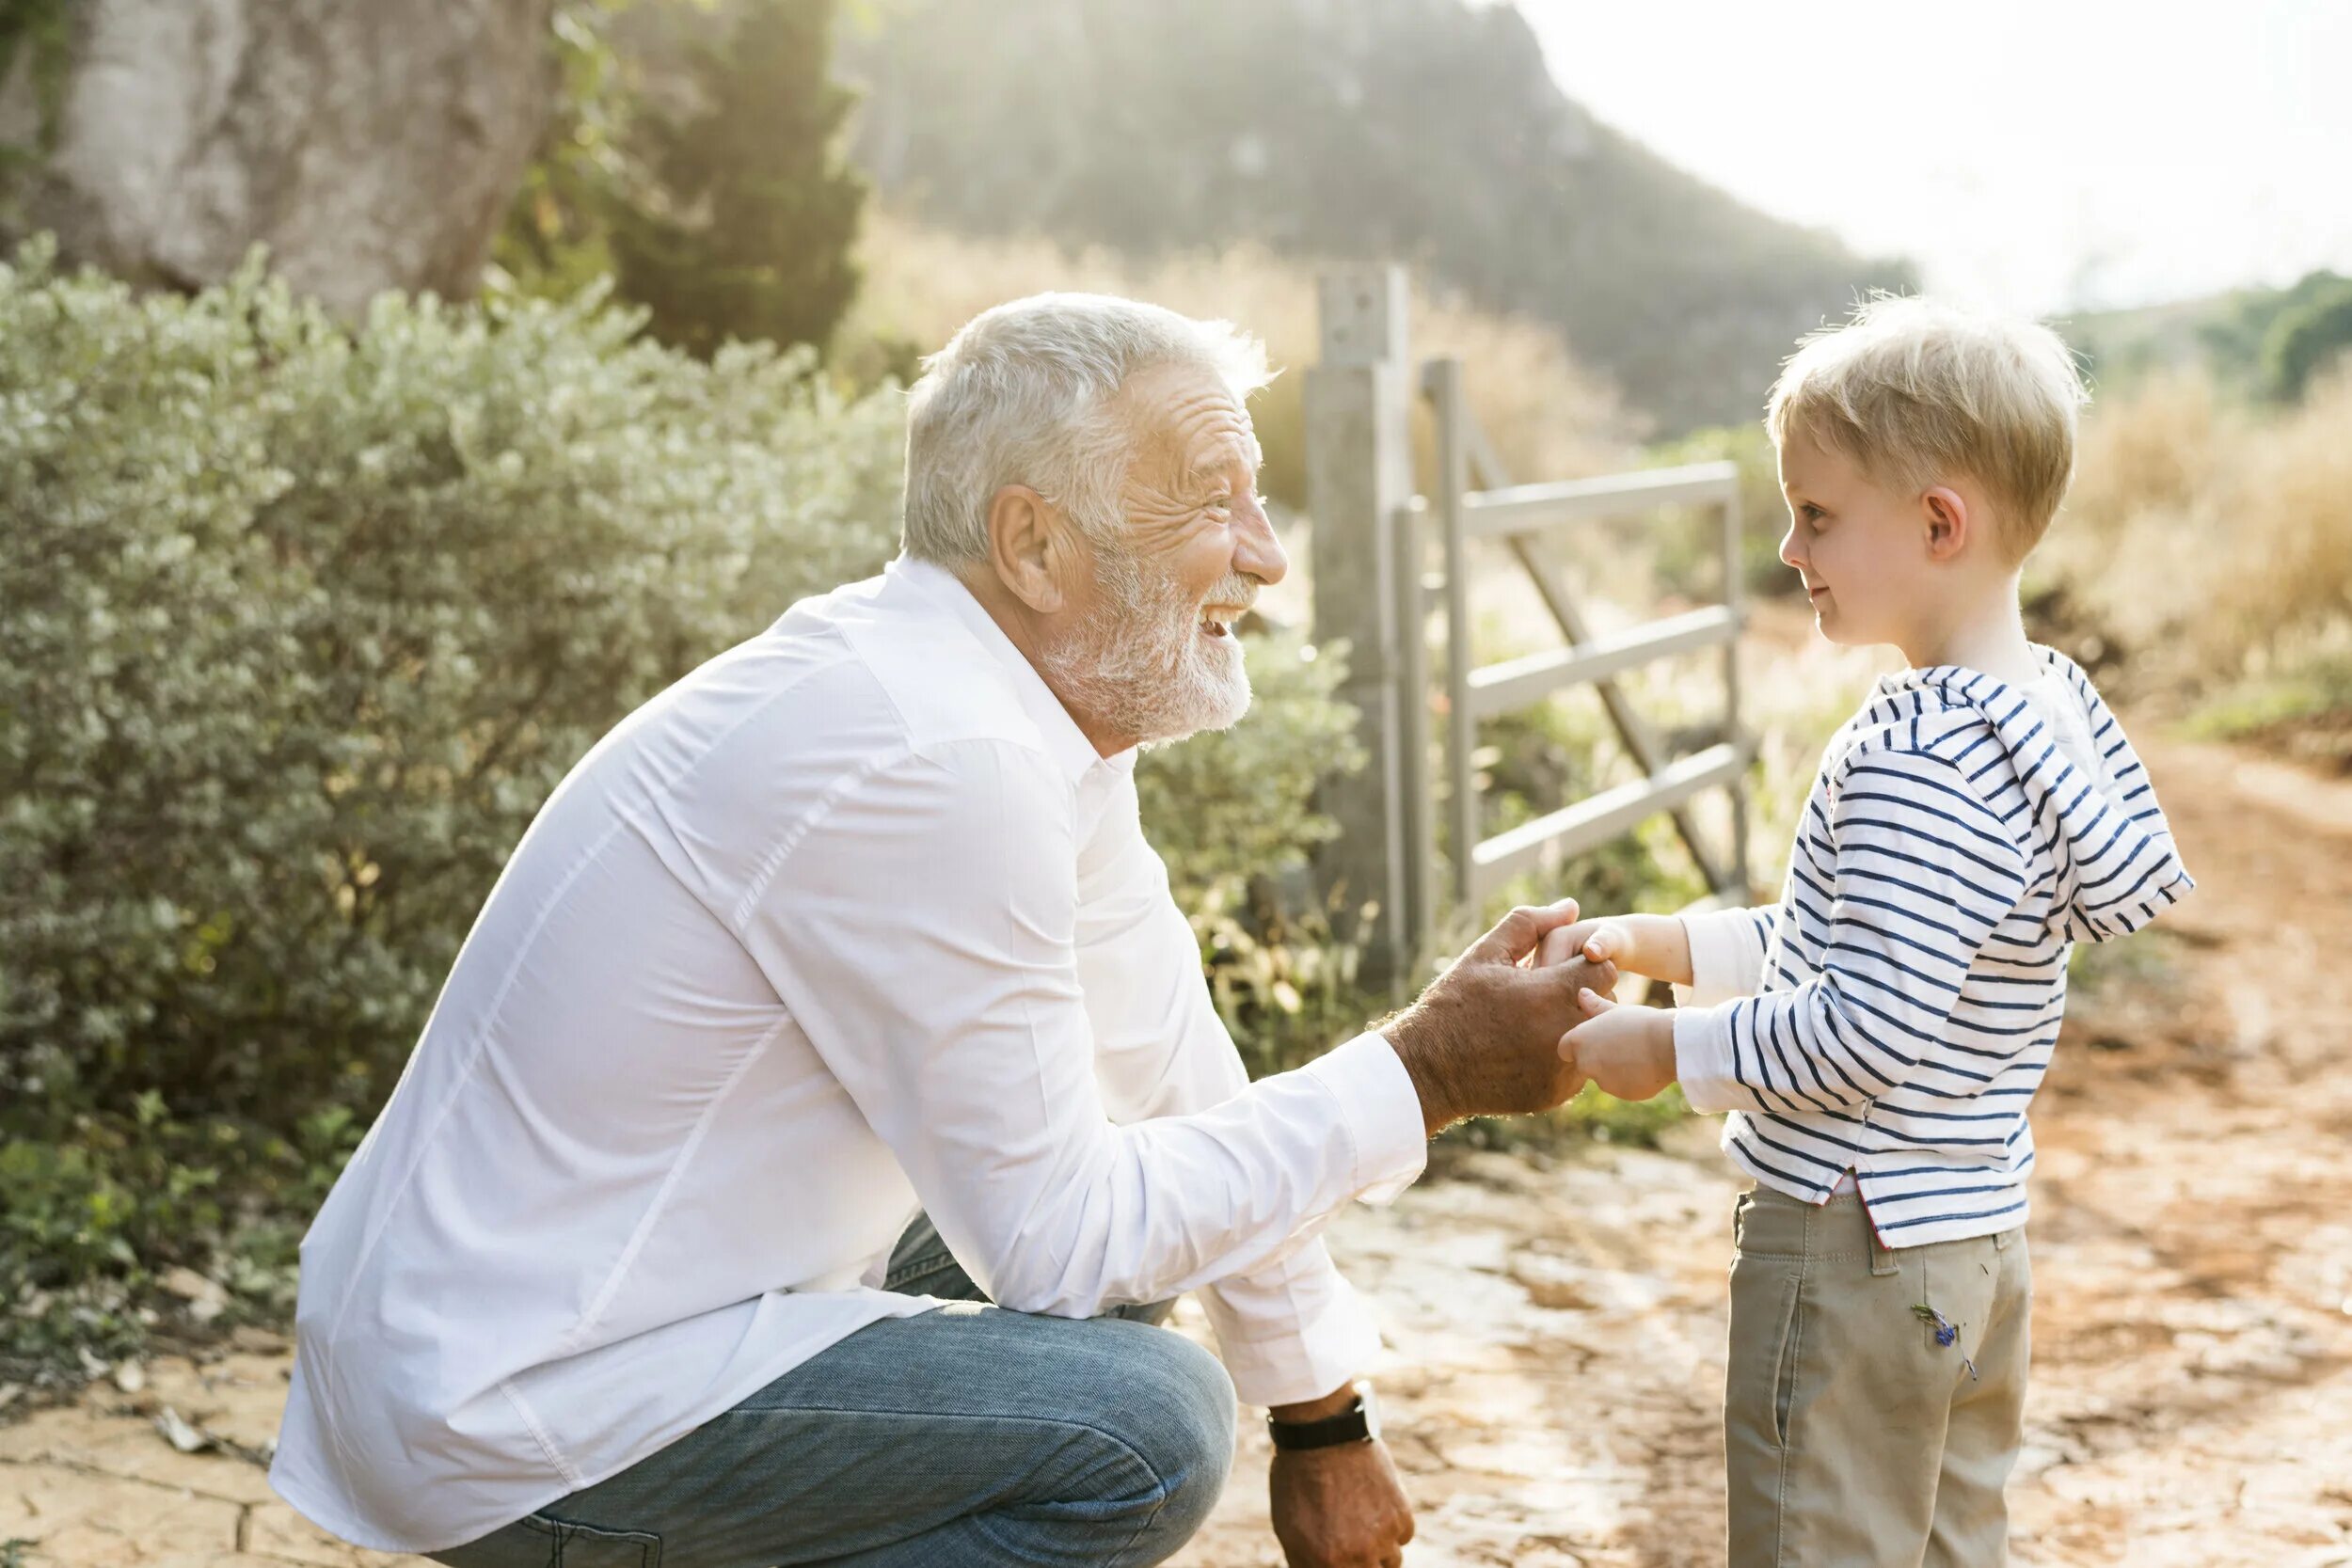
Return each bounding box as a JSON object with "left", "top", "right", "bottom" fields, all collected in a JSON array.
[
  {"left": 985, "top": 484, "right": 1073, "bottom": 614},
  {"left": 1921, "top": 485, "right": 1970, "bottom": 562}
]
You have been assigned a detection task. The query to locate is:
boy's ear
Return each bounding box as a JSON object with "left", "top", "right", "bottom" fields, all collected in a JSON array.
[{"left": 1921, "top": 485, "right": 1970, "bottom": 562}]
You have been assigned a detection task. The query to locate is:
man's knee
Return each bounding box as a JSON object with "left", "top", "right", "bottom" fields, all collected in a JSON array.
[{"left": 1102, "top": 1325, "right": 1236, "bottom": 1542}]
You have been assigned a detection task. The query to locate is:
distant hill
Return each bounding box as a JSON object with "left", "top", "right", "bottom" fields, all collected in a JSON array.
[
  {"left": 835, "top": 0, "right": 1915, "bottom": 433},
  {"left": 2065, "top": 269, "right": 2352, "bottom": 399}
]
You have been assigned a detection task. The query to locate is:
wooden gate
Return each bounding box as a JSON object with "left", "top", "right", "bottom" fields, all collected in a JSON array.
[{"left": 1305, "top": 266, "right": 1752, "bottom": 984}]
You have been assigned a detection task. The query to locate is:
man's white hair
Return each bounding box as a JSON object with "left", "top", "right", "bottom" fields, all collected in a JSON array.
[{"left": 901, "top": 293, "right": 1274, "bottom": 567}]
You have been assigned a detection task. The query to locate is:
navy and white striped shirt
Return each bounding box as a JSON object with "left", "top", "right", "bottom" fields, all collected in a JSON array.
[{"left": 1673, "top": 645, "right": 2194, "bottom": 1247}]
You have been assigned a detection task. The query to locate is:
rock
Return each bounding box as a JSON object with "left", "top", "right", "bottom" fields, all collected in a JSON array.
[
  {"left": 111, "top": 1360, "right": 146, "bottom": 1395},
  {"left": 154, "top": 1405, "right": 210, "bottom": 1454},
  {"left": 160, "top": 1266, "right": 227, "bottom": 1306},
  {"left": 1509, "top": 1254, "right": 1599, "bottom": 1310},
  {"left": 160, "top": 1266, "right": 230, "bottom": 1323}
]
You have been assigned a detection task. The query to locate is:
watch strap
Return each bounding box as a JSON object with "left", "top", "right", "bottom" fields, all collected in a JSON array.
[{"left": 1266, "top": 1393, "right": 1372, "bottom": 1450}]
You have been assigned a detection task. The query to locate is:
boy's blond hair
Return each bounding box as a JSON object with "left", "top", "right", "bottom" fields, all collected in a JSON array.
[{"left": 1766, "top": 295, "right": 2089, "bottom": 564}]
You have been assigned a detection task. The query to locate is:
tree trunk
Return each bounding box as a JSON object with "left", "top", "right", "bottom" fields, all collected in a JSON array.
[{"left": 0, "top": 0, "right": 556, "bottom": 311}]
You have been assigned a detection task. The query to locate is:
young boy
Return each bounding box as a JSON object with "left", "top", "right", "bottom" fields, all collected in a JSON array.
[{"left": 1552, "top": 296, "right": 2194, "bottom": 1566}]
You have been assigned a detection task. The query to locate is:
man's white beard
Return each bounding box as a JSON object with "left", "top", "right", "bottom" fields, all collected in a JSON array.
[{"left": 1042, "top": 552, "right": 1253, "bottom": 748}]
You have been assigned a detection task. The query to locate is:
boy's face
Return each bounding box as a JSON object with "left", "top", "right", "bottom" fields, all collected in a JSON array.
[{"left": 1774, "top": 428, "right": 1935, "bottom": 650}]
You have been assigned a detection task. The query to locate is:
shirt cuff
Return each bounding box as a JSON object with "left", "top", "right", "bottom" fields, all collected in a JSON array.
[
  {"left": 1299, "top": 1031, "right": 1428, "bottom": 1205},
  {"left": 1673, "top": 1002, "right": 1745, "bottom": 1115},
  {"left": 1677, "top": 908, "right": 1767, "bottom": 1007},
  {"left": 1200, "top": 1261, "right": 1388, "bottom": 1408}
]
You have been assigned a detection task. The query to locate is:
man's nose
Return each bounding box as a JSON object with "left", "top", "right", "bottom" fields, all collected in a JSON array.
[{"left": 1235, "top": 499, "right": 1288, "bottom": 587}]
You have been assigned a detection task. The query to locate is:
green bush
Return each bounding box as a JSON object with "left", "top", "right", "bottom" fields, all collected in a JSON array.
[
  {"left": 1136, "top": 633, "right": 1372, "bottom": 1080},
  {"left": 2260, "top": 275, "right": 2352, "bottom": 404},
  {"left": 0, "top": 239, "right": 904, "bottom": 1132}
]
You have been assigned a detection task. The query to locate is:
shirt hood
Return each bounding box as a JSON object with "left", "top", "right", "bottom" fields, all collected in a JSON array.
[{"left": 1872, "top": 646, "right": 2195, "bottom": 943}]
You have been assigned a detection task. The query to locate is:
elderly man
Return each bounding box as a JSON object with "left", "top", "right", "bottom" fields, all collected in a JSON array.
[{"left": 269, "top": 294, "right": 1612, "bottom": 1567}]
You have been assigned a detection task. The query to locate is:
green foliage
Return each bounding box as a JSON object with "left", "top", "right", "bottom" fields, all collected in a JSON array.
[
  {"left": 2260, "top": 275, "right": 2352, "bottom": 404},
  {"left": 0, "top": 240, "right": 905, "bottom": 1368},
  {"left": 613, "top": 0, "right": 867, "bottom": 357},
  {"left": 1642, "top": 422, "right": 1800, "bottom": 602},
  {"left": 2182, "top": 650, "right": 2352, "bottom": 772},
  {"left": 490, "top": 0, "right": 637, "bottom": 300},
  {"left": 1138, "top": 633, "right": 1375, "bottom": 1081},
  {"left": 496, "top": 0, "right": 869, "bottom": 363},
  {"left": 2070, "top": 268, "right": 2352, "bottom": 397},
  {"left": 1137, "top": 633, "right": 1364, "bottom": 897},
  {"left": 0, "top": 0, "right": 73, "bottom": 211}
]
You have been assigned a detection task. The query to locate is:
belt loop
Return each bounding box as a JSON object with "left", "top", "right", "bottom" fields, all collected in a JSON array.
[
  {"left": 1867, "top": 1211, "right": 1899, "bottom": 1276},
  {"left": 1993, "top": 1227, "right": 2013, "bottom": 1251}
]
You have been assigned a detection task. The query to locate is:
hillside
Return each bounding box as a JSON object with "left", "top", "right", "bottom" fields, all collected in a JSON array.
[
  {"left": 2066, "top": 267, "right": 2352, "bottom": 395},
  {"left": 836, "top": 0, "right": 1915, "bottom": 433}
]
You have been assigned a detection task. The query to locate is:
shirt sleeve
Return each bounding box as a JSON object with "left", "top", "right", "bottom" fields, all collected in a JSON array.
[
  {"left": 1674, "top": 904, "right": 1779, "bottom": 1008},
  {"left": 1673, "top": 747, "right": 2028, "bottom": 1117},
  {"left": 1073, "top": 771, "right": 1414, "bottom": 1405},
  {"left": 732, "top": 738, "right": 1428, "bottom": 1329}
]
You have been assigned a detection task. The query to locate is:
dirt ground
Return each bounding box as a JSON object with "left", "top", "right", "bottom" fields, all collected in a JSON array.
[{"left": 6, "top": 731, "right": 2349, "bottom": 1566}]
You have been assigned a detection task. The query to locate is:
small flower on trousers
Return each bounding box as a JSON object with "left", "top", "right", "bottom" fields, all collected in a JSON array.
[{"left": 1913, "top": 1302, "right": 1979, "bottom": 1380}]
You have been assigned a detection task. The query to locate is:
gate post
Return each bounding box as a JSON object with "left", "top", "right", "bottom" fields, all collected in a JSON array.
[{"left": 1305, "top": 266, "right": 1420, "bottom": 990}]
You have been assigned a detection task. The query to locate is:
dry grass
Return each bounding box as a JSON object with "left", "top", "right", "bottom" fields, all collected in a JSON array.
[
  {"left": 2047, "top": 365, "right": 2352, "bottom": 694},
  {"left": 839, "top": 209, "right": 1639, "bottom": 507}
]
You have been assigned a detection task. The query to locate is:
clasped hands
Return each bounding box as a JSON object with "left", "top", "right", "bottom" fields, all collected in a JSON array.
[
  {"left": 1380, "top": 900, "right": 1688, "bottom": 1137},
  {"left": 1538, "top": 911, "right": 1690, "bottom": 1103}
]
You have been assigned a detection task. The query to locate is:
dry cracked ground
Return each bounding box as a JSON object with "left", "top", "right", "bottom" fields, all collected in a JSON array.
[{"left": 7, "top": 734, "right": 2350, "bottom": 1566}]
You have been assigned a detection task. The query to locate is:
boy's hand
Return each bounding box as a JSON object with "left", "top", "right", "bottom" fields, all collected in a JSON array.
[
  {"left": 1537, "top": 913, "right": 1693, "bottom": 986},
  {"left": 1559, "top": 990, "right": 1679, "bottom": 1101}
]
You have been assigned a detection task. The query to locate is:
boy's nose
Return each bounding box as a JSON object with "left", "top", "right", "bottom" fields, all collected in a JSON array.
[{"left": 1778, "top": 523, "right": 1804, "bottom": 572}]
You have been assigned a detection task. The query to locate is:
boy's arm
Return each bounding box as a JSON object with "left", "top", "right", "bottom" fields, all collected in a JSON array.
[{"left": 1673, "top": 748, "right": 2028, "bottom": 1117}]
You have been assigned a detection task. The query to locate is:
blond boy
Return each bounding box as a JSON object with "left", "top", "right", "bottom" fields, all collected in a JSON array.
[{"left": 1553, "top": 297, "right": 2195, "bottom": 1565}]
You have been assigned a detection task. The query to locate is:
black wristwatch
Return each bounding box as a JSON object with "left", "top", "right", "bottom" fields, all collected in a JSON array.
[{"left": 1266, "top": 1382, "right": 1380, "bottom": 1451}]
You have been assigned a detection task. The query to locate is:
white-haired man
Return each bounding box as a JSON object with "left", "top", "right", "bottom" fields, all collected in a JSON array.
[{"left": 269, "top": 294, "right": 1614, "bottom": 1568}]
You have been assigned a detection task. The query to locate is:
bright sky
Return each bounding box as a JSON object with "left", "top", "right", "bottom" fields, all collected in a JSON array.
[{"left": 1517, "top": 0, "right": 2352, "bottom": 315}]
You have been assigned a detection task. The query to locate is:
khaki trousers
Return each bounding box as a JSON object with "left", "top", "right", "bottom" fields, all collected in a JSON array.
[{"left": 1724, "top": 1187, "right": 2031, "bottom": 1568}]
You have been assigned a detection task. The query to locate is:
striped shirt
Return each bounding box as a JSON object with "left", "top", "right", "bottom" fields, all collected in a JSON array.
[{"left": 1672, "top": 645, "right": 2194, "bottom": 1247}]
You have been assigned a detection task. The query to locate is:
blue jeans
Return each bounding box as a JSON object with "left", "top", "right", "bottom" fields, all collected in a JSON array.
[{"left": 426, "top": 1217, "right": 1235, "bottom": 1567}]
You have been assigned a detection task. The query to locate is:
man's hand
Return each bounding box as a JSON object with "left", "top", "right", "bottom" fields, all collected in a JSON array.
[
  {"left": 1381, "top": 899, "right": 1617, "bottom": 1138},
  {"left": 1558, "top": 990, "right": 1679, "bottom": 1101},
  {"left": 1269, "top": 1438, "right": 1414, "bottom": 1568},
  {"left": 1536, "top": 912, "right": 1694, "bottom": 986}
]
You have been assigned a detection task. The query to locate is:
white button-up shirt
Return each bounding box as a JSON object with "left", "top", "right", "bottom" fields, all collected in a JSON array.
[{"left": 268, "top": 555, "right": 1429, "bottom": 1553}]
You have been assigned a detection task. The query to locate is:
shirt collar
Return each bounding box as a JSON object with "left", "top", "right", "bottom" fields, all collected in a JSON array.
[{"left": 887, "top": 554, "right": 1137, "bottom": 784}]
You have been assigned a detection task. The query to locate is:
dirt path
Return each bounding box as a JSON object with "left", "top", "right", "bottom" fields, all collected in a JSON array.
[{"left": 7, "top": 736, "right": 2349, "bottom": 1566}]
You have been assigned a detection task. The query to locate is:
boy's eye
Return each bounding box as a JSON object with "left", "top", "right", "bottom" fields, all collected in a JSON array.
[{"left": 1799, "top": 504, "right": 1827, "bottom": 524}]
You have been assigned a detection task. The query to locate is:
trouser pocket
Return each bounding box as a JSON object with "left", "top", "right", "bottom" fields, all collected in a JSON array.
[
  {"left": 523, "top": 1514, "right": 662, "bottom": 1568},
  {"left": 1768, "top": 1272, "right": 1803, "bottom": 1446}
]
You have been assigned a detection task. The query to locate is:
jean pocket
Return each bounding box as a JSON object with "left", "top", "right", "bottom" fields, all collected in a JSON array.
[{"left": 525, "top": 1514, "right": 663, "bottom": 1568}]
